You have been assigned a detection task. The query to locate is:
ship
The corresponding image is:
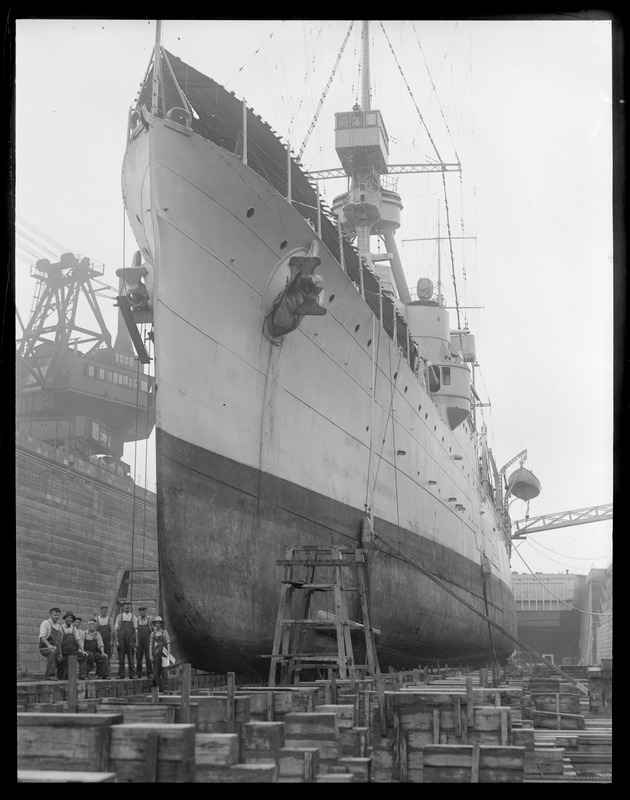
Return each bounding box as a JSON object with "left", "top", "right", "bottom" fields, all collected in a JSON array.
[{"left": 119, "top": 20, "right": 541, "bottom": 678}]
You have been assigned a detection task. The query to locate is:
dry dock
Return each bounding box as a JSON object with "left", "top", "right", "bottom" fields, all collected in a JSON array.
[{"left": 17, "top": 660, "right": 612, "bottom": 783}]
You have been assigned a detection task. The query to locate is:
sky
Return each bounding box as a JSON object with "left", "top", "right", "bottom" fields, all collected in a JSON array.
[{"left": 13, "top": 17, "right": 615, "bottom": 577}]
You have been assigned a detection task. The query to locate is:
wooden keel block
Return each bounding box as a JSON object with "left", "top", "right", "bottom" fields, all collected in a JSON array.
[
  {"left": 194, "top": 733, "right": 239, "bottom": 766},
  {"left": 243, "top": 721, "right": 285, "bottom": 751},
  {"left": 17, "top": 712, "right": 123, "bottom": 772}
]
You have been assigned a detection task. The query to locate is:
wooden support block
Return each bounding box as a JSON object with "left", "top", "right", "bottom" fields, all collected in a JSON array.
[
  {"left": 512, "top": 729, "right": 535, "bottom": 750},
  {"left": 276, "top": 747, "right": 319, "bottom": 782},
  {"left": 17, "top": 770, "right": 118, "bottom": 782},
  {"left": 108, "top": 723, "right": 196, "bottom": 783},
  {"left": 282, "top": 711, "right": 338, "bottom": 737},
  {"left": 17, "top": 713, "right": 123, "bottom": 772},
  {"left": 370, "top": 745, "right": 394, "bottom": 783},
  {"left": 284, "top": 737, "right": 341, "bottom": 761},
  {"left": 315, "top": 772, "right": 355, "bottom": 782},
  {"left": 340, "top": 726, "right": 368, "bottom": 757},
  {"left": 243, "top": 721, "right": 285, "bottom": 752},
  {"left": 423, "top": 745, "right": 525, "bottom": 783},
  {"left": 197, "top": 761, "right": 280, "bottom": 782},
  {"left": 195, "top": 733, "right": 239, "bottom": 766},
  {"left": 318, "top": 704, "right": 356, "bottom": 728},
  {"left": 162, "top": 695, "right": 248, "bottom": 732},
  {"left": 96, "top": 704, "right": 176, "bottom": 724},
  {"left": 524, "top": 748, "right": 564, "bottom": 775},
  {"left": 338, "top": 756, "right": 371, "bottom": 782}
]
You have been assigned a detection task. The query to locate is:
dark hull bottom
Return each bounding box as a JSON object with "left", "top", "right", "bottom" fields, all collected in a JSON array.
[{"left": 156, "top": 430, "right": 516, "bottom": 678}]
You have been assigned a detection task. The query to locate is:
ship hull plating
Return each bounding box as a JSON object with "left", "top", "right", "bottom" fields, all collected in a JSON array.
[{"left": 123, "top": 114, "right": 516, "bottom": 677}]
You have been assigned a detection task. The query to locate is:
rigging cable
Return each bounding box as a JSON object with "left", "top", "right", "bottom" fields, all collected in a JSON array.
[
  {"left": 378, "top": 21, "right": 461, "bottom": 327},
  {"left": 511, "top": 545, "right": 612, "bottom": 616},
  {"left": 287, "top": 23, "right": 323, "bottom": 138},
  {"left": 297, "top": 21, "right": 355, "bottom": 160},
  {"left": 224, "top": 21, "right": 285, "bottom": 88},
  {"left": 372, "top": 529, "right": 588, "bottom": 692}
]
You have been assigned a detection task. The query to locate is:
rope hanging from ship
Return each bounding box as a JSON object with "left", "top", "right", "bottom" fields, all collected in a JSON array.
[{"left": 120, "top": 207, "right": 155, "bottom": 609}]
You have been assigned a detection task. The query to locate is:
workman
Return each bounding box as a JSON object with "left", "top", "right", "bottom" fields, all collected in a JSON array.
[
  {"left": 58, "top": 612, "right": 87, "bottom": 680},
  {"left": 149, "top": 616, "right": 171, "bottom": 692},
  {"left": 135, "top": 606, "right": 153, "bottom": 678},
  {"left": 96, "top": 605, "right": 115, "bottom": 658},
  {"left": 38, "top": 607, "right": 63, "bottom": 681},
  {"left": 82, "top": 618, "right": 110, "bottom": 679},
  {"left": 114, "top": 601, "right": 138, "bottom": 679}
]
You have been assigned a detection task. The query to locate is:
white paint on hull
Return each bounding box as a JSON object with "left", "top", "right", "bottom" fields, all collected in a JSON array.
[{"left": 122, "top": 117, "right": 512, "bottom": 590}]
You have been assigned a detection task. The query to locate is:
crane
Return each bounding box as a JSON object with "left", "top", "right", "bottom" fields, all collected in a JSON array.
[{"left": 511, "top": 503, "right": 613, "bottom": 540}]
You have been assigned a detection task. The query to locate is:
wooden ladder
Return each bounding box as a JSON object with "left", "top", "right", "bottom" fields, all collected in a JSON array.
[
  {"left": 109, "top": 567, "right": 160, "bottom": 618},
  {"left": 268, "top": 545, "right": 380, "bottom": 686}
]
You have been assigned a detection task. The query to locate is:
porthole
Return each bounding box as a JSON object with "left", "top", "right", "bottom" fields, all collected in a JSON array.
[
  {"left": 404, "top": 386, "right": 408, "bottom": 393},
  {"left": 247, "top": 207, "right": 255, "bottom": 218},
  {"left": 366, "top": 425, "right": 370, "bottom": 431},
  {"left": 355, "top": 324, "right": 360, "bottom": 333},
  {"left": 394, "top": 372, "right": 398, "bottom": 380},
  {"left": 442, "top": 436, "right": 444, "bottom": 442},
  {"left": 367, "top": 339, "right": 372, "bottom": 347},
  {"left": 418, "top": 405, "right": 422, "bottom": 411},
  {"left": 434, "top": 425, "right": 437, "bottom": 431},
  {"left": 329, "top": 294, "right": 335, "bottom": 303},
  {"left": 425, "top": 413, "right": 428, "bottom": 420}
]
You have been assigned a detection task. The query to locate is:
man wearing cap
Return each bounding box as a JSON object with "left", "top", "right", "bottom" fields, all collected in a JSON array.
[
  {"left": 82, "top": 618, "right": 110, "bottom": 679},
  {"left": 73, "top": 616, "right": 86, "bottom": 647},
  {"left": 96, "top": 605, "right": 115, "bottom": 659},
  {"left": 38, "top": 607, "right": 63, "bottom": 680},
  {"left": 149, "top": 617, "right": 171, "bottom": 692},
  {"left": 57, "top": 612, "right": 87, "bottom": 680},
  {"left": 114, "top": 601, "right": 138, "bottom": 679},
  {"left": 136, "top": 606, "right": 153, "bottom": 679}
]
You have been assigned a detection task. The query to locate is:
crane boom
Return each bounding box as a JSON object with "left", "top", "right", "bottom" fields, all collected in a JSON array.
[{"left": 511, "top": 503, "right": 613, "bottom": 539}]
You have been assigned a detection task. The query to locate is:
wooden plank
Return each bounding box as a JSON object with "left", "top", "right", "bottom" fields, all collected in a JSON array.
[
  {"left": 196, "top": 762, "right": 278, "bottom": 783},
  {"left": 17, "top": 770, "right": 117, "bottom": 783},
  {"left": 471, "top": 742, "right": 480, "bottom": 783},
  {"left": 226, "top": 672, "right": 236, "bottom": 733},
  {"left": 433, "top": 709, "right": 440, "bottom": 743},
  {"left": 180, "top": 663, "right": 191, "bottom": 724},
  {"left": 142, "top": 731, "right": 159, "bottom": 783}
]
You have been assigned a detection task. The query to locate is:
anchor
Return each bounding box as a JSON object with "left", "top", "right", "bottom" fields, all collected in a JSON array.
[{"left": 266, "top": 254, "right": 327, "bottom": 338}]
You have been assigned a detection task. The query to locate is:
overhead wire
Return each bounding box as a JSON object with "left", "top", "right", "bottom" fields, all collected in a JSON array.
[
  {"left": 511, "top": 544, "right": 612, "bottom": 616},
  {"left": 224, "top": 20, "right": 285, "bottom": 88}
]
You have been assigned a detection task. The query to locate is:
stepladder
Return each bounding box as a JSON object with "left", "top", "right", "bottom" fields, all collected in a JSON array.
[{"left": 268, "top": 545, "right": 380, "bottom": 686}]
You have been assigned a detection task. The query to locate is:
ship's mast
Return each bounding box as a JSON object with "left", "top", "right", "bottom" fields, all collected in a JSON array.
[
  {"left": 332, "top": 21, "right": 411, "bottom": 303},
  {"left": 360, "top": 20, "right": 370, "bottom": 112},
  {"left": 151, "top": 20, "right": 163, "bottom": 115}
]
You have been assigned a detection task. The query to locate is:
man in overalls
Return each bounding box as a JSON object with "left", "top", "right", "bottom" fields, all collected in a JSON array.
[
  {"left": 149, "top": 616, "right": 171, "bottom": 693},
  {"left": 114, "top": 602, "right": 138, "bottom": 679},
  {"left": 135, "top": 606, "right": 153, "bottom": 678},
  {"left": 38, "top": 607, "right": 63, "bottom": 680},
  {"left": 96, "top": 605, "right": 114, "bottom": 659},
  {"left": 58, "top": 612, "right": 87, "bottom": 680},
  {"left": 82, "top": 618, "right": 110, "bottom": 679}
]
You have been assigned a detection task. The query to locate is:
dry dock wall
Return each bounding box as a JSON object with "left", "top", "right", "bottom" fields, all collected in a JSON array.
[{"left": 16, "top": 433, "right": 158, "bottom": 675}]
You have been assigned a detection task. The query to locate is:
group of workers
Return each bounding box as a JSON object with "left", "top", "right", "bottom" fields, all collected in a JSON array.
[{"left": 38, "top": 601, "right": 172, "bottom": 691}]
